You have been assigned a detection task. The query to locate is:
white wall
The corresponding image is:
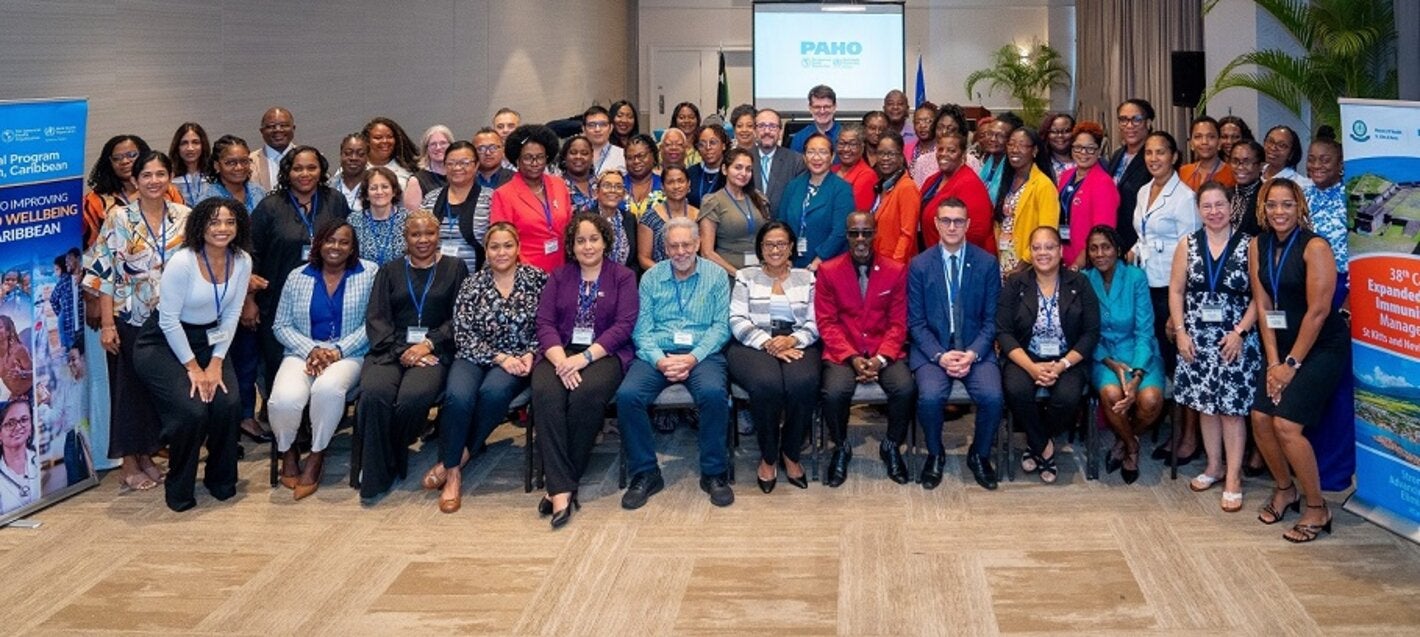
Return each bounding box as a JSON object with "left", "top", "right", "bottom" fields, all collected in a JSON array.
[
  {"left": 0, "top": 0, "right": 634, "bottom": 170},
  {"left": 638, "top": 0, "right": 1072, "bottom": 121},
  {"left": 1203, "top": 0, "right": 1309, "bottom": 147}
]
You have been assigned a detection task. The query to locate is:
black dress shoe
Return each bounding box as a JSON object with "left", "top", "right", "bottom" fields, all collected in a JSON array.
[
  {"left": 919, "top": 454, "right": 946, "bottom": 490},
  {"left": 1167, "top": 447, "right": 1202, "bottom": 468},
  {"left": 757, "top": 474, "right": 777, "bottom": 494},
  {"left": 1105, "top": 453, "right": 1122, "bottom": 475},
  {"left": 621, "top": 470, "right": 664, "bottom": 510},
  {"left": 967, "top": 453, "right": 999, "bottom": 490},
  {"left": 538, "top": 495, "right": 554, "bottom": 516},
  {"left": 550, "top": 493, "right": 580, "bottom": 529},
  {"left": 700, "top": 473, "right": 735, "bottom": 507},
  {"left": 784, "top": 471, "right": 808, "bottom": 490},
  {"left": 825, "top": 446, "right": 852, "bottom": 488},
  {"left": 239, "top": 422, "right": 274, "bottom": 444},
  {"left": 880, "top": 441, "right": 909, "bottom": 484}
]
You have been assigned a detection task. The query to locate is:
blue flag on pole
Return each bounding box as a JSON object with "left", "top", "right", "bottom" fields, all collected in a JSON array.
[{"left": 914, "top": 54, "right": 926, "bottom": 107}]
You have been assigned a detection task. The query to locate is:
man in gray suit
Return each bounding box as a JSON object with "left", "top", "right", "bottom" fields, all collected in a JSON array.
[{"left": 750, "top": 108, "right": 806, "bottom": 211}]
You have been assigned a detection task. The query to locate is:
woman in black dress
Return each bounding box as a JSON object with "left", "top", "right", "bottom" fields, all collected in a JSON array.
[{"left": 1248, "top": 178, "right": 1347, "bottom": 542}]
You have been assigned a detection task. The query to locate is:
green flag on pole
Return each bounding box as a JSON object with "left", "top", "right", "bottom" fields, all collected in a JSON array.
[{"left": 717, "top": 48, "right": 729, "bottom": 116}]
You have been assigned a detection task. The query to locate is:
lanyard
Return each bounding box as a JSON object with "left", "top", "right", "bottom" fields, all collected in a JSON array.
[
  {"left": 139, "top": 202, "right": 169, "bottom": 264},
  {"left": 443, "top": 199, "right": 458, "bottom": 230},
  {"left": 1113, "top": 153, "right": 1131, "bottom": 182},
  {"left": 534, "top": 176, "right": 554, "bottom": 230},
  {"left": 404, "top": 257, "right": 437, "bottom": 327},
  {"left": 698, "top": 167, "right": 719, "bottom": 201},
  {"left": 1266, "top": 230, "right": 1300, "bottom": 302},
  {"left": 1037, "top": 279, "right": 1060, "bottom": 332},
  {"left": 1203, "top": 231, "right": 1236, "bottom": 294},
  {"left": 317, "top": 272, "right": 348, "bottom": 341},
  {"left": 594, "top": 145, "right": 610, "bottom": 175},
  {"left": 729, "top": 192, "right": 756, "bottom": 235},
  {"left": 943, "top": 248, "right": 962, "bottom": 309},
  {"left": 200, "top": 248, "right": 234, "bottom": 316},
  {"left": 289, "top": 190, "right": 319, "bottom": 241},
  {"left": 673, "top": 273, "right": 697, "bottom": 316},
  {"left": 759, "top": 151, "right": 772, "bottom": 192},
  {"left": 800, "top": 182, "right": 820, "bottom": 238},
  {"left": 182, "top": 175, "right": 200, "bottom": 204}
]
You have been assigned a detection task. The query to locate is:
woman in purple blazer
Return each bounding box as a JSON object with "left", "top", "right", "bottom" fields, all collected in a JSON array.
[{"left": 531, "top": 212, "right": 639, "bottom": 528}]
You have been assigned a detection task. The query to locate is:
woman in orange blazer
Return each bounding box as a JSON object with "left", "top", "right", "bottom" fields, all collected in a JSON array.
[
  {"left": 489, "top": 125, "right": 574, "bottom": 272},
  {"left": 869, "top": 131, "right": 920, "bottom": 264}
]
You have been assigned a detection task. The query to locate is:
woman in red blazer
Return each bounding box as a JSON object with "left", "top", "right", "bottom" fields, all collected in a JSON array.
[
  {"left": 489, "top": 125, "right": 574, "bottom": 272},
  {"left": 1055, "top": 121, "right": 1120, "bottom": 269},
  {"left": 919, "top": 132, "right": 995, "bottom": 254}
]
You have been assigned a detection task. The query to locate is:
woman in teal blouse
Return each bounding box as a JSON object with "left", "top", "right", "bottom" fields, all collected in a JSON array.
[{"left": 1083, "top": 224, "right": 1164, "bottom": 484}]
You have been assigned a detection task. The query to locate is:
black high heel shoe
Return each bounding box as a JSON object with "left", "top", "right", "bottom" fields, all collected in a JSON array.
[
  {"left": 780, "top": 458, "right": 808, "bottom": 490},
  {"left": 538, "top": 495, "right": 553, "bottom": 517},
  {"left": 1120, "top": 449, "right": 1140, "bottom": 485},
  {"left": 1284, "top": 504, "right": 1333, "bottom": 543},
  {"left": 757, "top": 464, "right": 777, "bottom": 494},
  {"left": 1258, "top": 483, "right": 1300, "bottom": 525},
  {"left": 550, "top": 493, "right": 580, "bottom": 530},
  {"left": 239, "top": 419, "right": 273, "bottom": 444}
]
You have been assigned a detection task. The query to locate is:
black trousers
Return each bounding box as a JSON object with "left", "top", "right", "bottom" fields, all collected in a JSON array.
[
  {"left": 1002, "top": 358, "right": 1089, "bottom": 455},
  {"left": 821, "top": 359, "right": 915, "bottom": 447},
  {"left": 726, "top": 342, "right": 822, "bottom": 463},
  {"left": 132, "top": 316, "right": 240, "bottom": 511},
  {"left": 356, "top": 360, "right": 447, "bottom": 499},
  {"left": 1149, "top": 286, "right": 1177, "bottom": 378},
  {"left": 107, "top": 320, "right": 163, "bottom": 458},
  {"left": 532, "top": 357, "right": 622, "bottom": 495}
]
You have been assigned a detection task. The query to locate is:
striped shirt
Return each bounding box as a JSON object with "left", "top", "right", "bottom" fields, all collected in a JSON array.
[{"left": 729, "top": 267, "right": 818, "bottom": 349}]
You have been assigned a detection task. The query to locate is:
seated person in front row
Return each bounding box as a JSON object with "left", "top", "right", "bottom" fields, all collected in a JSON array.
[
  {"left": 616, "top": 218, "right": 734, "bottom": 509},
  {"left": 908, "top": 198, "right": 1004, "bottom": 491},
  {"left": 815, "top": 211, "right": 915, "bottom": 488}
]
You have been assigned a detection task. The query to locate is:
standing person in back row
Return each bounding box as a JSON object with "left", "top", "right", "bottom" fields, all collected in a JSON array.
[
  {"left": 251, "top": 107, "right": 295, "bottom": 192},
  {"left": 790, "top": 85, "right": 841, "bottom": 152},
  {"left": 750, "top": 109, "right": 806, "bottom": 212}
]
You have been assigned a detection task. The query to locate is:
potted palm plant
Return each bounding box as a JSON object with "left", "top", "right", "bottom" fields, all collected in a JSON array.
[
  {"left": 1200, "top": 0, "right": 1397, "bottom": 131},
  {"left": 964, "top": 43, "right": 1072, "bottom": 124}
]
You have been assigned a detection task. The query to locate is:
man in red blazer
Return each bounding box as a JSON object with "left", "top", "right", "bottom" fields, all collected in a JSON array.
[{"left": 815, "top": 212, "right": 916, "bottom": 487}]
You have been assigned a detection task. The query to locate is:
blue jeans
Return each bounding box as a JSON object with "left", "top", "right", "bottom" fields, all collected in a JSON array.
[
  {"left": 616, "top": 353, "right": 729, "bottom": 477},
  {"left": 915, "top": 360, "right": 1004, "bottom": 458},
  {"left": 439, "top": 359, "right": 529, "bottom": 468}
]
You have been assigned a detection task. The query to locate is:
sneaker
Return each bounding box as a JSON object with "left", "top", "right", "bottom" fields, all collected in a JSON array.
[
  {"left": 699, "top": 473, "right": 735, "bottom": 507},
  {"left": 621, "top": 470, "right": 664, "bottom": 510}
]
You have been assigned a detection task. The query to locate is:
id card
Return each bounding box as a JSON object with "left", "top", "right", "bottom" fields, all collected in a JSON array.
[
  {"left": 1037, "top": 339, "right": 1062, "bottom": 357},
  {"left": 544, "top": 239, "right": 559, "bottom": 255},
  {"left": 1058, "top": 225, "right": 1071, "bottom": 242},
  {"left": 301, "top": 245, "right": 311, "bottom": 260},
  {"left": 406, "top": 327, "right": 429, "bottom": 344},
  {"left": 1265, "top": 310, "right": 1288, "bottom": 330},
  {"left": 797, "top": 238, "right": 808, "bottom": 254},
  {"left": 1200, "top": 306, "right": 1225, "bottom": 323},
  {"left": 1151, "top": 239, "right": 1165, "bottom": 253},
  {"left": 571, "top": 327, "right": 594, "bottom": 346},
  {"left": 673, "top": 331, "right": 694, "bottom": 347},
  {"left": 744, "top": 253, "right": 759, "bottom": 267},
  {"left": 440, "top": 245, "right": 458, "bottom": 257},
  {"left": 205, "top": 327, "right": 230, "bottom": 344}
]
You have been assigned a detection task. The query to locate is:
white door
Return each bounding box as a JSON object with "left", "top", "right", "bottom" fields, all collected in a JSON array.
[{"left": 650, "top": 49, "right": 704, "bottom": 133}]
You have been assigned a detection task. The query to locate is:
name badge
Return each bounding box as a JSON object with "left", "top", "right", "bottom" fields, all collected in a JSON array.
[
  {"left": 544, "top": 239, "right": 559, "bottom": 255},
  {"left": 1265, "top": 310, "right": 1288, "bottom": 330},
  {"left": 743, "top": 252, "right": 759, "bottom": 267},
  {"left": 301, "top": 245, "right": 311, "bottom": 260},
  {"left": 797, "top": 238, "right": 808, "bottom": 254},
  {"left": 1037, "top": 339, "right": 1062, "bottom": 358},
  {"left": 406, "top": 326, "right": 429, "bottom": 344},
  {"left": 1151, "top": 239, "right": 1165, "bottom": 253},
  {"left": 1058, "top": 225, "right": 1071, "bottom": 242},
  {"left": 440, "top": 245, "right": 458, "bottom": 257},
  {"left": 571, "top": 327, "right": 594, "bottom": 345},
  {"left": 205, "top": 327, "right": 230, "bottom": 344},
  {"left": 673, "top": 331, "right": 694, "bottom": 347},
  {"left": 1200, "top": 306, "right": 1225, "bottom": 323}
]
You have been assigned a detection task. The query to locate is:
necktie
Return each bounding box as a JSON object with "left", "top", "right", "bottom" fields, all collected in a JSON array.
[
  {"left": 949, "top": 254, "right": 963, "bottom": 349},
  {"left": 857, "top": 265, "right": 869, "bottom": 298},
  {"left": 760, "top": 153, "right": 772, "bottom": 192}
]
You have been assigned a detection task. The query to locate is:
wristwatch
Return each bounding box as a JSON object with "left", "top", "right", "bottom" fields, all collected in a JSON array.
[
  {"left": 582, "top": 350, "right": 594, "bottom": 364},
  {"left": 1284, "top": 355, "right": 1302, "bottom": 369}
]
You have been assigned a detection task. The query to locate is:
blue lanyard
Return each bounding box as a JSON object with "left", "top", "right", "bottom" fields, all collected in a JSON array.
[
  {"left": 699, "top": 168, "right": 719, "bottom": 201},
  {"left": 1202, "top": 231, "right": 1235, "bottom": 294},
  {"left": 800, "top": 182, "right": 819, "bottom": 238},
  {"left": 594, "top": 145, "right": 610, "bottom": 175},
  {"left": 1037, "top": 279, "right": 1059, "bottom": 330},
  {"left": 1266, "top": 230, "right": 1300, "bottom": 302},
  {"left": 200, "top": 248, "right": 234, "bottom": 316},
  {"left": 289, "top": 190, "right": 319, "bottom": 241},
  {"left": 535, "top": 177, "right": 554, "bottom": 230},
  {"left": 404, "top": 257, "right": 437, "bottom": 327},
  {"left": 139, "top": 202, "right": 169, "bottom": 264},
  {"left": 673, "top": 273, "right": 697, "bottom": 316},
  {"left": 1113, "top": 153, "right": 1131, "bottom": 181},
  {"left": 182, "top": 176, "right": 200, "bottom": 204},
  {"left": 1059, "top": 176, "right": 1082, "bottom": 223},
  {"left": 443, "top": 199, "right": 458, "bottom": 230},
  {"left": 729, "top": 192, "right": 756, "bottom": 235},
  {"left": 943, "top": 249, "right": 962, "bottom": 308},
  {"left": 984, "top": 156, "right": 1003, "bottom": 185}
]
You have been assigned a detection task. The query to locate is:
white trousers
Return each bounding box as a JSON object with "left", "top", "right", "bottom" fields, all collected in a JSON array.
[{"left": 267, "top": 355, "right": 362, "bottom": 453}]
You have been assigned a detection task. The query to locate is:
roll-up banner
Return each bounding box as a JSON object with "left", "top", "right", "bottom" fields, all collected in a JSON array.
[
  {"left": 1341, "top": 98, "right": 1420, "bottom": 543},
  {"left": 0, "top": 98, "right": 97, "bottom": 526}
]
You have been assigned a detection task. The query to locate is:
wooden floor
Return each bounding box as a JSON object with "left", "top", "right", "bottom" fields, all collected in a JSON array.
[{"left": 3, "top": 409, "right": 1420, "bottom": 636}]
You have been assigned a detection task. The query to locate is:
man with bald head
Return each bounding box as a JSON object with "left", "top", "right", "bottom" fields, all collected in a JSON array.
[
  {"left": 251, "top": 106, "right": 294, "bottom": 192},
  {"left": 883, "top": 90, "right": 912, "bottom": 146}
]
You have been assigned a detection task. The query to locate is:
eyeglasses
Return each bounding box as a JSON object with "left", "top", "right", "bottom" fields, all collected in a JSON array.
[
  {"left": 1048, "top": 128, "right": 1073, "bottom": 136},
  {"left": 426, "top": 140, "right": 450, "bottom": 149},
  {"left": 845, "top": 229, "right": 875, "bottom": 238},
  {"left": 221, "top": 158, "right": 253, "bottom": 168},
  {"left": 935, "top": 217, "right": 968, "bottom": 227},
  {"left": 626, "top": 152, "right": 653, "bottom": 162},
  {"left": 1230, "top": 156, "right": 1259, "bottom": 167},
  {"left": 520, "top": 153, "right": 547, "bottom": 165},
  {"left": 446, "top": 159, "right": 474, "bottom": 169},
  {"left": 1263, "top": 200, "right": 1299, "bottom": 211},
  {"left": 1264, "top": 138, "right": 1290, "bottom": 149},
  {"left": 762, "top": 240, "right": 792, "bottom": 251},
  {"left": 804, "top": 149, "right": 833, "bottom": 158},
  {"left": 1071, "top": 144, "right": 1099, "bottom": 155},
  {"left": 584, "top": 121, "right": 610, "bottom": 130},
  {"left": 755, "top": 123, "right": 781, "bottom": 131},
  {"left": 0, "top": 414, "right": 29, "bottom": 432},
  {"left": 838, "top": 139, "right": 862, "bottom": 148},
  {"left": 261, "top": 123, "right": 294, "bottom": 131},
  {"left": 1117, "top": 115, "right": 1147, "bottom": 126},
  {"left": 110, "top": 150, "right": 140, "bottom": 162},
  {"left": 475, "top": 144, "right": 501, "bottom": 155},
  {"left": 696, "top": 139, "right": 722, "bottom": 149},
  {"left": 597, "top": 182, "right": 626, "bottom": 192}
]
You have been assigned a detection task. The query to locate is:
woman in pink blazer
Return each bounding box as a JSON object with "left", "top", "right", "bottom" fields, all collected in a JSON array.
[{"left": 1055, "top": 122, "right": 1119, "bottom": 268}]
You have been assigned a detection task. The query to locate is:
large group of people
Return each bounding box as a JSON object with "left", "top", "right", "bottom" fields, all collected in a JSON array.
[{"left": 75, "top": 85, "right": 1352, "bottom": 543}]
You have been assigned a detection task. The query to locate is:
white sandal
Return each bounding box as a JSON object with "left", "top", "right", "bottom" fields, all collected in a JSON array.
[
  {"left": 1189, "top": 472, "right": 1223, "bottom": 492},
  {"left": 1221, "top": 491, "right": 1244, "bottom": 513}
]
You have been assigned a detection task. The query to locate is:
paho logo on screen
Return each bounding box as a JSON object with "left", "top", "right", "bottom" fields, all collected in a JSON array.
[{"left": 801, "top": 41, "right": 862, "bottom": 70}]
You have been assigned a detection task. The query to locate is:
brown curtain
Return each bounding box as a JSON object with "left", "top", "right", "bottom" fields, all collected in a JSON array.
[{"left": 1075, "top": 0, "right": 1203, "bottom": 153}]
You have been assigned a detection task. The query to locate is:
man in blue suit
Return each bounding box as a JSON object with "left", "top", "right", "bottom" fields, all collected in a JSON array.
[{"left": 907, "top": 197, "right": 1005, "bottom": 490}]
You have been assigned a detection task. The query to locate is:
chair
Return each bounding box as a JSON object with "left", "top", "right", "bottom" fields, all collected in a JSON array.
[
  {"left": 267, "top": 386, "right": 360, "bottom": 488},
  {"left": 998, "top": 385, "right": 1099, "bottom": 482}
]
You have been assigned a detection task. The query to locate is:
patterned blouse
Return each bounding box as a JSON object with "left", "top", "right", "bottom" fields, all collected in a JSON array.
[
  {"left": 1304, "top": 182, "right": 1349, "bottom": 273},
  {"left": 1027, "top": 286, "right": 1066, "bottom": 358},
  {"left": 563, "top": 175, "right": 597, "bottom": 215},
  {"left": 348, "top": 207, "right": 409, "bottom": 266},
  {"left": 452, "top": 264, "right": 548, "bottom": 365},
  {"left": 82, "top": 201, "right": 191, "bottom": 327}
]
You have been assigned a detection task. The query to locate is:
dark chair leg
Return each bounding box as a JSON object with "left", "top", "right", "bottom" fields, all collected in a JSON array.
[
  {"left": 348, "top": 414, "right": 362, "bottom": 490},
  {"left": 1169, "top": 401, "right": 1182, "bottom": 480},
  {"left": 524, "top": 405, "right": 535, "bottom": 493},
  {"left": 1085, "top": 398, "right": 1100, "bottom": 480}
]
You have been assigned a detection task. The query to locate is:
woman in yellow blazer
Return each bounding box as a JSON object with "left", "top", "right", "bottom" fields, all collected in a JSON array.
[{"left": 994, "top": 128, "right": 1060, "bottom": 277}]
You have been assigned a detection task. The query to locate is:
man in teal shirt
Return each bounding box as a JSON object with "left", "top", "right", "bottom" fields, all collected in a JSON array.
[{"left": 617, "top": 217, "right": 733, "bottom": 509}]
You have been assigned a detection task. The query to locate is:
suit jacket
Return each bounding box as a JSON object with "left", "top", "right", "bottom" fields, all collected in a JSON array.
[
  {"left": 1108, "top": 146, "right": 1150, "bottom": 252},
  {"left": 775, "top": 172, "right": 855, "bottom": 267},
  {"left": 996, "top": 268, "right": 1100, "bottom": 362},
  {"left": 249, "top": 144, "right": 288, "bottom": 193},
  {"left": 1003, "top": 165, "right": 1061, "bottom": 264},
  {"left": 872, "top": 174, "right": 921, "bottom": 265},
  {"left": 489, "top": 174, "right": 574, "bottom": 272},
  {"left": 751, "top": 147, "right": 807, "bottom": 212},
  {"left": 907, "top": 243, "right": 999, "bottom": 370},
  {"left": 534, "top": 261, "right": 640, "bottom": 371},
  {"left": 1056, "top": 164, "right": 1120, "bottom": 265},
  {"left": 835, "top": 159, "right": 877, "bottom": 212},
  {"left": 814, "top": 253, "right": 907, "bottom": 365},
  {"left": 919, "top": 167, "right": 996, "bottom": 255}
]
